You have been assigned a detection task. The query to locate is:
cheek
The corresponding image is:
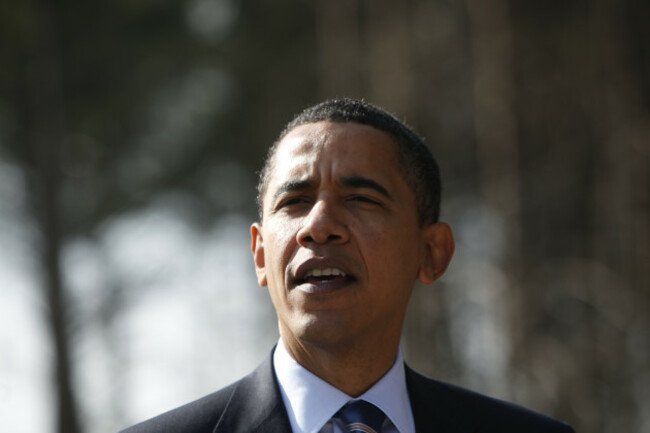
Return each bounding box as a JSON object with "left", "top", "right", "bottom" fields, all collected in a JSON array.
[
  {"left": 355, "top": 227, "right": 399, "bottom": 273},
  {"left": 264, "top": 220, "right": 300, "bottom": 269},
  {"left": 363, "top": 227, "right": 422, "bottom": 276},
  {"left": 357, "top": 222, "right": 406, "bottom": 252}
]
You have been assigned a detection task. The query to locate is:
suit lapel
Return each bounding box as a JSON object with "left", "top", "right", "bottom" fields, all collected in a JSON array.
[
  {"left": 213, "top": 352, "right": 292, "bottom": 433},
  {"left": 211, "top": 356, "right": 470, "bottom": 432},
  {"left": 405, "top": 365, "right": 469, "bottom": 433}
]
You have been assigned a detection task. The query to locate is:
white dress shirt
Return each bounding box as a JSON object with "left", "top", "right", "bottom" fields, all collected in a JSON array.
[{"left": 273, "top": 339, "right": 416, "bottom": 433}]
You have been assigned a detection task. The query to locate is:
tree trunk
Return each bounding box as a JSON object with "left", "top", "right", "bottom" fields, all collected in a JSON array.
[{"left": 24, "top": 2, "right": 83, "bottom": 432}]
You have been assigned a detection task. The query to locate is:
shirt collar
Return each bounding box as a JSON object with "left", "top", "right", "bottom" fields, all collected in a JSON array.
[
  {"left": 357, "top": 351, "right": 414, "bottom": 433},
  {"left": 273, "top": 339, "right": 415, "bottom": 433}
]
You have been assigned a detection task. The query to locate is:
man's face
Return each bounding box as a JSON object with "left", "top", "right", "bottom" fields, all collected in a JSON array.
[{"left": 251, "top": 121, "right": 445, "bottom": 350}]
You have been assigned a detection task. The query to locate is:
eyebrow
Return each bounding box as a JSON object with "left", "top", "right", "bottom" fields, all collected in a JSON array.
[
  {"left": 272, "top": 175, "right": 392, "bottom": 203},
  {"left": 340, "top": 176, "right": 391, "bottom": 199},
  {"left": 272, "top": 179, "right": 315, "bottom": 203}
]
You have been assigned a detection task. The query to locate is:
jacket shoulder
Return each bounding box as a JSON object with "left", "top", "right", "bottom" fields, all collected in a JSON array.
[
  {"left": 406, "top": 367, "right": 575, "bottom": 433},
  {"left": 119, "top": 381, "right": 239, "bottom": 433}
]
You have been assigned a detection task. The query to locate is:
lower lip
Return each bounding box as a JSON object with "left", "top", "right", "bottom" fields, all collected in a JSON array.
[{"left": 295, "top": 278, "right": 351, "bottom": 295}]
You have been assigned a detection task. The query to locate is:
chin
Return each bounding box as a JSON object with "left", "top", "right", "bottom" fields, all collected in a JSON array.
[{"left": 291, "top": 314, "right": 358, "bottom": 348}]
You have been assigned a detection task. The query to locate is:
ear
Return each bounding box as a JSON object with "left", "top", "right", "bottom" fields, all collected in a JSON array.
[
  {"left": 251, "top": 222, "right": 267, "bottom": 287},
  {"left": 417, "top": 222, "right": 455, "bottom": 285}
]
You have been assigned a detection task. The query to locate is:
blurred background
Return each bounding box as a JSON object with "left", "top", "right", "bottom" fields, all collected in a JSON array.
[{"left": 0, "top": 0, "right": 648, "bottom": 432}]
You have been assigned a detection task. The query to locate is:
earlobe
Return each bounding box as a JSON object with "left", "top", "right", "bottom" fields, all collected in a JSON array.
[
  {"left": 251, "top": 223, "right": 267, "bottom": 287},
  {"left": 417, "top": 222, "right": 455, "bottom": 285}
]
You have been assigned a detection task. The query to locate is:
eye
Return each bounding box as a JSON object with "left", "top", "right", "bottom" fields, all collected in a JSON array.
[
  {"left": 348, "top": 195, "right": 381, "bottom": 205},
  {"left": 277, "top": 196, "right": 309, "bottom": 209}
]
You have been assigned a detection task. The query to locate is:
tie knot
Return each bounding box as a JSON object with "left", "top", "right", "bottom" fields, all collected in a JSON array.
[{"left": 336, "top": 400, "right": 386, "bottom": 433}]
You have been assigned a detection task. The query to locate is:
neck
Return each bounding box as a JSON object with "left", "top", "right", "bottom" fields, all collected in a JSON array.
[{"left": 280, "top": 330, "right": 401, "bottom": 397}]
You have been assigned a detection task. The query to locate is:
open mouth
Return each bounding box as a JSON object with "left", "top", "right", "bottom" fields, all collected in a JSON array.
[
  {"left": 295, "top": 266, "right": 354, "bottom": 293},
  {"left": 303, "top": 267, "right": 347, "bottom": 283}
]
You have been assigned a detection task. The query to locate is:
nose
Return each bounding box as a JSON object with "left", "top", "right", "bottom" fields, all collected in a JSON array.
[{"left": 296, "top": 199, "right": 349, "bottom": 246}]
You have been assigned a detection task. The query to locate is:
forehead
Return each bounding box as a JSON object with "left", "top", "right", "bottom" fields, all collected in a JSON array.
[
  {"left": 269, "top": 121, "right": 401, "bottom": 180},
  {"left": 262, "top": 121, "right": 409, "bottom": 206}
]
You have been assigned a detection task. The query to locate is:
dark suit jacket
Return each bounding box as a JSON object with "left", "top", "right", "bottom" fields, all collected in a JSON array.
[{"left": 120, "top": 352, "right": 575, "bottom": 433}]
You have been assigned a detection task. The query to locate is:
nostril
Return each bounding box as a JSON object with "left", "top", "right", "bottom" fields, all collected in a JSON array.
[{"left": 295, "top": 204, "right": 349, "bottom": 245}]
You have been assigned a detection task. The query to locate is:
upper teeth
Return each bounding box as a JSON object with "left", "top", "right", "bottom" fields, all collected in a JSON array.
[{"left": 305, "top": 267, "right": 346, "bottom": 278}]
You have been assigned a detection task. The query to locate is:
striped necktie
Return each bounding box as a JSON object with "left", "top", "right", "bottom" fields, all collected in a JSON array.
[{"left": 336, "top": 400, "right": 386, "bottom": 433}]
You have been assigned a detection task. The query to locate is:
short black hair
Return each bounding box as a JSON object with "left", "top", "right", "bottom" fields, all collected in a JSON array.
[{"left": 256, "top": 98, "right": 441, "bottom": 226}]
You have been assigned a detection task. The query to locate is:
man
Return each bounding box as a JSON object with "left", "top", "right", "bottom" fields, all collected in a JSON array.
[{"left": 122, "top": 99, "right": 574, "bottom": 432}]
